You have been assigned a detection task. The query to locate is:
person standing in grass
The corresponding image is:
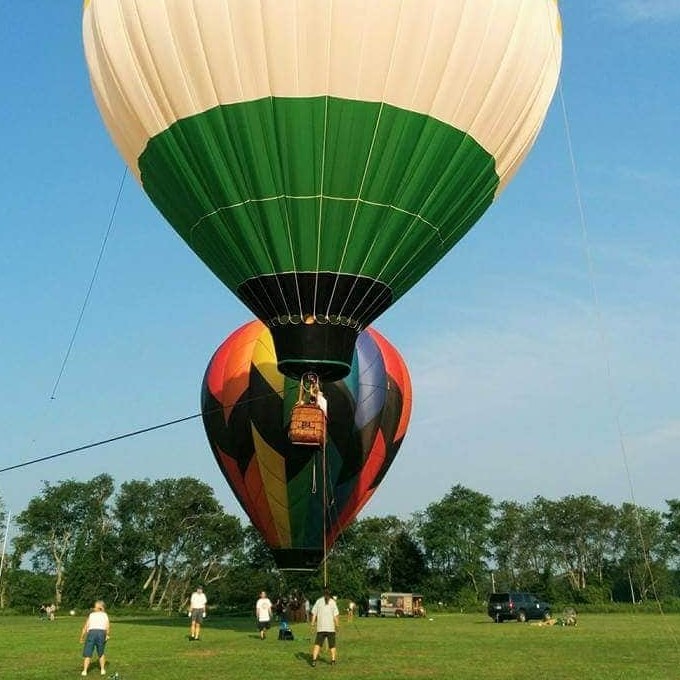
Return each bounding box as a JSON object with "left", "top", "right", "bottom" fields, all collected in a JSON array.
[
  {"left": 79, "top": 600, "right": 110, "bottom": 677},
  {"left": 310, "top": 588, "right": 340, "bottom": 667},
  {"left": 188, "top": 585, "right": 207, "bottom": 640},
  {"left": 255, "top": 591, "right": 273, "bottom": 640}
]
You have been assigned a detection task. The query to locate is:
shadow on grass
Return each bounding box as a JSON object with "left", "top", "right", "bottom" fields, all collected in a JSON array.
[
  {"left": 113, "top": 615, "right": 261, "bottom": 634},
  {"left": 294, "top": 651, "right": 315, "bottom": 667}
]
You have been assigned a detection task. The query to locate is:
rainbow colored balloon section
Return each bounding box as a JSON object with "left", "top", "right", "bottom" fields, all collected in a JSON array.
[{"left": 201, "top": 321, "right": 412, "bottom": 569}]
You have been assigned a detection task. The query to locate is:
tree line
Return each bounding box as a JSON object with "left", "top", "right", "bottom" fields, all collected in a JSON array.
[{"left": 1, "top": 476, "right": 679, "bottom": 613}]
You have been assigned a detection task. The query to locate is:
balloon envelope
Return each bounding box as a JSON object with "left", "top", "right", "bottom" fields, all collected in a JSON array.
[
  {"left": 84, "top": 0, "right": 562, "bottom": 379},
  {"left": 201, "top": 321, "right": 412, "bottom": 569}
]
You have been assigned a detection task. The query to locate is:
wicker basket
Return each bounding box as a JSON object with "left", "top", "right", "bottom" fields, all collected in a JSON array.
[{"left": 289, "top": 404, "right": 326, "bottom": 446}]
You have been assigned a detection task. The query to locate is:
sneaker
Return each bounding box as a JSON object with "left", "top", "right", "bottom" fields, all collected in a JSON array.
[
  {"left": 311, "top": 660, "right": 317, "bottom": 667},
  {"left": 100, "top": 670, "right": 106, "bottom": 676},
  {"left": 331, "top": 660, "right": 336, "bottom": 666},
  {"left": 81, "top": 673, "right": 87, "bottom": 678}
]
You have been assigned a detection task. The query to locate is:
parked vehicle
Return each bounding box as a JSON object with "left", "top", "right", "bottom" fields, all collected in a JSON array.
[
  {"left": 359, "top": 595, "right": 381, "bottom": 617},
  {"left": 380, "top": 592, "right": 425, "bottom": 618},
  {"left": 487, "top": 591, "right": 551, "bottom": 623}
]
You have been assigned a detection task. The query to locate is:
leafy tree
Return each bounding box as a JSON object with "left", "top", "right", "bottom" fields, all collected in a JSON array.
[
  {"left": 612, "top": 503, "right": 669, "bottom": 603},
  {"left": 10, "top": 474, "right": 680, "bottom": 610},
  {"left": 492, "top": 495, "right": 619, "bottom": 600},
  {"left": 334, "top": 516, "right": 406, "bottom": 595},
  {"left": 419, "top": 485, "right": 493, "bottom": 598},
  {"left": 385, "top": 529, "right": 427, "bottom": 592},
  {"left": 13, "top": 475, "right": 115, "bottom": 608},
  {"left": 542, "top": 495, "right": 617, "bottom": 592},
  {"left": 490, "top": 500, "right": 528, "bottom": 589},
  {"left": 521, "top": 497, "right": 560, "bottom": 582},
  {"left": 239, "top": 524, "right": 277, "bottom": 572},
  {"left": 5, "top": 569, "right": 54, "bottom": 612},
  {"left": 0, "top": 495, "right": 7, "bottom": 608},
  {"left": 663, "top": 499, "right": 680, "bottom": 568},
  {"left": 114, "top": 477, "right": 243, "bottom": 610},
  {"left": 0, "top": 495, "right": 6, "bottom": 537}
]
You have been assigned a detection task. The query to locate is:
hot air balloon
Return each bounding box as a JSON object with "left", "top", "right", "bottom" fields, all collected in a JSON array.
[
  {"left": 83, "top": 0, "right": 562, "bottom": 381},
  {"left": 201, "top": 321, "right": 412, "bottom": 570}
]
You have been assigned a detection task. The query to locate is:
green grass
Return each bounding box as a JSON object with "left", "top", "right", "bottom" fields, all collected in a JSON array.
[{"left": 2, "top": 612, "right": 680, "bottom": 679}]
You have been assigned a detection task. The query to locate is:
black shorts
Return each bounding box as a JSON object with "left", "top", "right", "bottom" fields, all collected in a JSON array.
[{"left": 314, "top": 631, "right": 336, "bottom": 648}]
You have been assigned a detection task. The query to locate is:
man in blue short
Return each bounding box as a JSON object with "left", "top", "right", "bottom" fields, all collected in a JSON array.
[
  {"left": 79, "top": 600, "right": 110, "bottom": 676},
  {"left": 310, "top": 589, "right": 339, "bottom": 667}
]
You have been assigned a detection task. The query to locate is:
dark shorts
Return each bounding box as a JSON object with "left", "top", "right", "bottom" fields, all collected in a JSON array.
[
  {"left": 314, "top": 631, "right": 336, "bottom": 648},
  {"left": 83, "top": 630, "right": 106, "bottom": 658},
  {"left": 190, "top": 609, "right": 204, "bottom": 623},
  {"left": 257, "top": 620, "right": 271, "bottom": 631}
]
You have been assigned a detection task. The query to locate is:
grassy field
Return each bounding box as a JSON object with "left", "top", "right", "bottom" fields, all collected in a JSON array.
[{"left": 2, "top": 611, "right": 680, "bottom": 679}]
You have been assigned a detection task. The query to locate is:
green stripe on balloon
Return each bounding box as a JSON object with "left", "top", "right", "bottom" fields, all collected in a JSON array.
[{"left": 139, "top": 96, "right": 498, "bottom": 302}]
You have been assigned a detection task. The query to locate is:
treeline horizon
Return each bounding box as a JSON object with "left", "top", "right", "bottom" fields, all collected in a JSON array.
[{"left": 1, "top": 475, "right": 679, "bottom": 613}]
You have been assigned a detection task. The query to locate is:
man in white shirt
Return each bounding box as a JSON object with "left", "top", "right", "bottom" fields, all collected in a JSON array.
[
  {"left": 79, "top": 600, "right": 110, "bottom": 676},
  {"left": 188, "top": 586, "right": 207, "bottom": 640},
  {"left": 255, "top": 591, "right": 273, "bottom": 639},
  {"left": 310, "top": 589, "right": 340, "bottom": 667}
]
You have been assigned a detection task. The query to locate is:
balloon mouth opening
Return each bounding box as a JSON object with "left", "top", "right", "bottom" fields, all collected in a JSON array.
[
  {"left": 269, "top": 323, "right": 358, "bottom": 382},
  {"left": 236, "top": 274, "right": 393, "bottom": 378},
  {"left": 271, "top": 547, "right": 326, "bottom": 571}
]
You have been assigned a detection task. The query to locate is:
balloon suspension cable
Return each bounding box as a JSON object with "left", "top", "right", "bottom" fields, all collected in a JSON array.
[
  {"left": 322, "top": 436, "right": 328, "bottom": 590},
  {"left": 296, "top": 372, "right": 329, "bottom": 587},
  {"left": 315, "top": 374, "right": 328, "bottom": 589},
  {"left": 311, "top": 457, "right": 317, "bottom": 496}
]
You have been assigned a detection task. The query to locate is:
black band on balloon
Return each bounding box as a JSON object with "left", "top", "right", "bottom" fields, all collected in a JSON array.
[
  {"left": 269, "top": 323, "right": 357, "bottom": 381},
  {"left": 271, "top": 547, "right": 326, "bottom": 571},
  {"left": 237, "top": 272, "right": 392, "bottom": 329},
  {"left": 236, "top": 272, "right": 393, "bottom": 381}
]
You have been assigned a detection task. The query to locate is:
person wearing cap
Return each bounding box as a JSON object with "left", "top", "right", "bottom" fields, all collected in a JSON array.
[
  {"left": 188, "top": 586, "right": 207, "bottom": 640},
  {"left": 310, "top": 588, "right": 340, "bottom": 667}
]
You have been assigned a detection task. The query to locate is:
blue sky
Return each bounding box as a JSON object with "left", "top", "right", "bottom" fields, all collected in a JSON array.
[{"left": 1, "top": 3, "right": 679, "bottom": 530}]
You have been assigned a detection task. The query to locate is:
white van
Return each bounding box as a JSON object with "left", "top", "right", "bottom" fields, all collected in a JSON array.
[{"left": 380, "top": 592, "right": 425, "bottom": 617}]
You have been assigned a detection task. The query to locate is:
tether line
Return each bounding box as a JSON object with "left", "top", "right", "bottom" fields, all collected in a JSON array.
[
  {"left": 50, "top": 166, "right": 128, "bottom": 399},
  {"left": 0, "top": 384, "right": 305, "bottom": 475}
]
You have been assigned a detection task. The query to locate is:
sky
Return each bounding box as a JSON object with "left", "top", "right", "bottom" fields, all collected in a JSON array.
[{"left": 1, "top": 2, "right": 679, "bottom": 534}]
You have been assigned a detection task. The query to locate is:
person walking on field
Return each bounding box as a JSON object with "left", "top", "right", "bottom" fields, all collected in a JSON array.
[
  {"left": 310, "top": 588, "right": 340, "bottom": 667},
  {"left": 188, "top": 585, "right": 207, "bottom": 641},
  {"left": 79, "top": 600, "right": 110, "bottom": 677},
  {"left": 255, "top": 591, "right": 273, "bottom": 639}
]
